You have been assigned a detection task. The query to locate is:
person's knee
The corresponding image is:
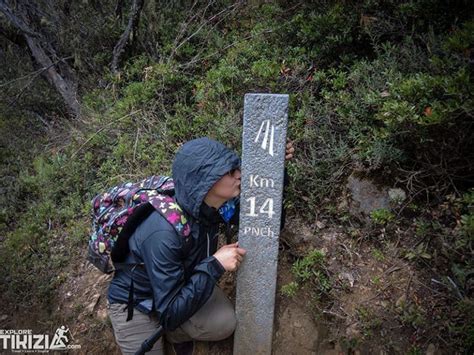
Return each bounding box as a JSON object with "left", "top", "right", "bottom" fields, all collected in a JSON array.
[{"left": 211, "top": 308, "right": 237, "bottom": 341}]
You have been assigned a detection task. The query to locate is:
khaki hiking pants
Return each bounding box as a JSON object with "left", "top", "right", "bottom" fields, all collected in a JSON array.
[{"left": 108, "top": 286, "right": 236, "bottom": 355}]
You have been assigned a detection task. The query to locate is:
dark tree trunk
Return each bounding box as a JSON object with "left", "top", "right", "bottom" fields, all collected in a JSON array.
[
  {"left": 111, "top": 0, "right": 145, "bottom": 74},
  {"left": 24, "top": 36, "right": 80, "bottom": 117},
  {"left": 0, "top": 0, "right": 80, "bottom": 117}
]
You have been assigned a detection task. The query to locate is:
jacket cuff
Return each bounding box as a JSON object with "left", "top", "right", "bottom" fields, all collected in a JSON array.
[
  {"left": 199, "top": 255, "right": 225, "bottom": 282},
  {"left": 193, "top": 255, "right": 226, "bottom": 283},
  {"left": 210, "top": 255, "right": 226, "bottom": 275}
]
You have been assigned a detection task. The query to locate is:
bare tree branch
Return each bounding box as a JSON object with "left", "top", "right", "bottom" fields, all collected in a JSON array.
[
  {"left": 0, "top": 1, "right": 40, "bottom": 37},
  {"left": 111, "top": 0, "right": 145, "bottom": 74},
  {"left": 168, "top": 1, "right": 243, "bottom": 64},
  {"left": 7, "top": 55, "right": 73, "bottom": 109},
  {"left": 0, "top": 0, "right": 80, "bottom": 117},
  {"left": 24, "top": 36, "right": 80, "bottom": 116}
]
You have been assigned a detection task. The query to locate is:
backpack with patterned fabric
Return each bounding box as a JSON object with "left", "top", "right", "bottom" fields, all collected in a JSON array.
[{"left": 87, "top": 175, "right": 191, "bottom": 274}]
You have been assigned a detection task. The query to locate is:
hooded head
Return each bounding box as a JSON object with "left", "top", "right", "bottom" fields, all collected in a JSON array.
[{"left": 172, "top": 137, "right": 241, "bottom": 219}]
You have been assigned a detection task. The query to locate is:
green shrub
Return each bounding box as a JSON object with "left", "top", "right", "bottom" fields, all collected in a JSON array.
[
  {"left": 1, "top": 4, "right": 473, "bottom": 346},
  {"left": 291, "top": 249, "right": 331, "bottom": 297},
  {"left": 370, "top": 208, "right": 395, "bottom": 225},
  {"left": 281, "top": 281, "right": 299, "bottom": 298}
]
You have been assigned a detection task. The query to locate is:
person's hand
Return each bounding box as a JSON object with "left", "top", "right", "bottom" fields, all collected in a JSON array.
[
  {"left": 285, "top": 140, "right": 295, "bottom": 161},
  {"left": 213, "top": 242, "right": 247, "bottom": 272}
]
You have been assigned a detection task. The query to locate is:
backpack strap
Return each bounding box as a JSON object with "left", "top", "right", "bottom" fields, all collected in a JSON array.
[
  {"left": 148, "top": 194, "right": 191, "bottom": 237},
  {"left": 110, "top": 203, "right": 155, "bottom": 263},
  {"left": 111, "top": 193, "right": 191, "bottom": 322}
]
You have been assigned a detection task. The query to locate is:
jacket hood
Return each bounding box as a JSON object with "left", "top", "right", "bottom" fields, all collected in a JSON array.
[{"left": 172, "top": 137, "right": 241, "bottom": 220}]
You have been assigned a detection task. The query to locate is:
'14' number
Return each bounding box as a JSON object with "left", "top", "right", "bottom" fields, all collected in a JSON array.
[{"left": 245, "top": 197, "right": 275, "bottom": 218}]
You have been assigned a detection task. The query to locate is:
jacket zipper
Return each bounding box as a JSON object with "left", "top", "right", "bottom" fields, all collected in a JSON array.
[{"left": 207, "top": 232, "right": 210, "bottom": 257}]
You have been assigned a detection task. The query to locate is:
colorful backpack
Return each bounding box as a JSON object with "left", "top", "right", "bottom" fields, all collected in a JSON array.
[{"left": 87, "top": 175, "right": 191, "bottom": 274}]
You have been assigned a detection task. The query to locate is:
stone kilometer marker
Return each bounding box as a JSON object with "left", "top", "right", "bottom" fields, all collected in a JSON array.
[{"left": 234, "top": 93, "right": 289, "bottom": 355}]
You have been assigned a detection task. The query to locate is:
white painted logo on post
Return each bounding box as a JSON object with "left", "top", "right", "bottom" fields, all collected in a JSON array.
[{"left": 255, "top": 120, "right": 275, "bottom": 156}]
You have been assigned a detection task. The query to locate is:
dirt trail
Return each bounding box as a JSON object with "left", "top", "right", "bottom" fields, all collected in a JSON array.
[{"left": 52, "top": 215, "right": 450, "bottom": 354}]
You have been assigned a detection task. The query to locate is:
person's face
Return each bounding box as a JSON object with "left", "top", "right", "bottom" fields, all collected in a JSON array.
[{"left": 207, "top": 168, "right": 241, "bottom": 201}]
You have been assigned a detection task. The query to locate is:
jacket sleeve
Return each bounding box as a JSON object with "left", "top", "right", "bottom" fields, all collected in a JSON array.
[
  {"left": 139, "top": 229, "right": 225, "bottom": 331},
  {"left": 229, "top": 167, "right": 289, "bottom": 230}
]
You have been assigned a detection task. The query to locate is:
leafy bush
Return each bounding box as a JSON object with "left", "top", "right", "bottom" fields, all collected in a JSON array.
[
  {"left": 1, "top": 4, "right": 473, "bottom": 349},
  {"left": 290, "top": 249, "right": 331, "bottom": 297},
  {"left": 370, "top": 208, "right": 395, "bottom": 225},
  {"left": 281, "top": 281, "right": 299, "bottom": 298}
]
